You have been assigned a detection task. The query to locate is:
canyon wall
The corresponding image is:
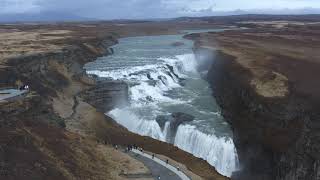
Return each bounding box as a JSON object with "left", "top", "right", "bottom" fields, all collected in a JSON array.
[
  {"left": 189, "top": 26, "right": 320, "bottom": 180},
  {"left": 207, "top": 50, "right": 320, "bottom": 180}
]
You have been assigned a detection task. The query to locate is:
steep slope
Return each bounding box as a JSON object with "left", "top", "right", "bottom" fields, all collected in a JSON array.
[{"left": 187, "top": 23, "right": 320, "bottom": 180}]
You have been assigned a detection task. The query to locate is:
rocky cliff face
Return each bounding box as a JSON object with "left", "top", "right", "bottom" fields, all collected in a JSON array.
[
  {"left": 207, "top": 50, "right": 320, "bottom": 180},
  {"left": 81, "top": 80, "right": 129, "bottom": 112},
  {"left": 0, "top": 30, "right": 122, "bottom": 179},
  {"left": 188, "top": 25, "right": 320, "bottom": 180},
  {"left": 2, "top": 36, "right": 117, "bottom": 93}
]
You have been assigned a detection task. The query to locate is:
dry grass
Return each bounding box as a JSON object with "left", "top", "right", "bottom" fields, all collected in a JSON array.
[
  {"left": 195, "top": 24, "right": 320, "bottom": 98},
  {"left": 0, "top": 29, "right": 72, "bottom": 61}
]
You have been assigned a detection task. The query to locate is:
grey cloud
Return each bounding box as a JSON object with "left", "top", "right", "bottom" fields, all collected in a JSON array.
[
  {"left": 34, "top": 0, "right": 172, "bottom": 19},
  {"left": 1, "top": 0, "right": 320, "bottom": 19}
]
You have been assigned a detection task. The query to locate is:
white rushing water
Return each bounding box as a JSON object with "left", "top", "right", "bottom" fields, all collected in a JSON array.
[
  {"left": 85, "top": 33, "right": 239, "bottom": 176},
  {"left": 175, "top": 124, "right": 239, "bottom": 175}
]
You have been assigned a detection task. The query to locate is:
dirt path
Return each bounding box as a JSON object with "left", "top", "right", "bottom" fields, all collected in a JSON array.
[
  {"left": 0, "top": 89, "right": 28, "bottom": 102},
  {"left": 130, "top": 149, "right": 191, "bottom": 180}
]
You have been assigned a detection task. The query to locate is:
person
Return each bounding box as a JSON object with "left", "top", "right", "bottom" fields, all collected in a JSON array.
[
  {"left": 166, "top": 159, "right": 169, "bottom": 165},
  {"left": 177, "top": 166, "right": 180, "bottom": 171},
  {"left": 152, "top": 154, "right": 155, "bottom": 159},
  {"left": 19, "top": 85, "right": 25, "bottom": 91},
  {"left": 20, "top": 85, "right": 29, "bottom": 91}
]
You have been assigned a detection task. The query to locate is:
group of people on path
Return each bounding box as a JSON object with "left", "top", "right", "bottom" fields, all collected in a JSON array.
[
  {"left": 125, "top": 144, "right": 143, "bottom": 152},
  {"left": 114, "top": 144, "right": 181, "bottom": 180},
  {"left": 19, "top": 84, "right": 29, "bottom": 91}
]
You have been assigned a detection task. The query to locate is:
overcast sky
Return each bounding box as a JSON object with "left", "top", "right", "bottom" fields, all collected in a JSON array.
[{"left": 1, "top": 0, "right": 320, "bottom": 19}]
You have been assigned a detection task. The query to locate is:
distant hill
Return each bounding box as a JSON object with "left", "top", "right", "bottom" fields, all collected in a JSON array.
[
  {"left": 0, "top": 11, "right": 95, "bottom": 23},
  {"left": 2, "top": 12, "right": 320, "bottom": 24},
  {"left": 173, "top": 14, "right": 320, "bottom": 24}
]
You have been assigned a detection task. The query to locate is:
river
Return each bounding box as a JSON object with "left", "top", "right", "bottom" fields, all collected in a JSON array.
[{"left": 85, "top": 29, "right": 239, "bottom": 177}]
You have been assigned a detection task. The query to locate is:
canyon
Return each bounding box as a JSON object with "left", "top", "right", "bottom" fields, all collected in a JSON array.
[
  {"left": 0, "top": 21, "right": 228, "bottom": 180},
  {"left": 1, "top": 15, "right": 320, "bottom": 180}
]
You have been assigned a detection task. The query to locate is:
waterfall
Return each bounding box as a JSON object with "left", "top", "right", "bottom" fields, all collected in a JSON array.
[
  {"left": 86, "top": 34, "right": 240, "bottom": 177},
  {"left": 174, "top": 124, "right": 239, "bottom": 176}
]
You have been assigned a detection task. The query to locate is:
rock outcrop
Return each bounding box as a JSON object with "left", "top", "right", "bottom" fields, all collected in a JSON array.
[{"left": 81, "top": 80, "right": 129, "bottom": 112}]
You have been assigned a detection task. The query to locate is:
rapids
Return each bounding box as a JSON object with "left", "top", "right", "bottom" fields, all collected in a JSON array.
[{"left": 85, "top": 30, "right": 239, "bottom": 176}]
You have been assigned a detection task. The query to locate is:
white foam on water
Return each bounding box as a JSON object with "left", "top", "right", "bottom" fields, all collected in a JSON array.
[
  {"left": 160, "top": 53, "right": 199, "bottom": 77},
  {"left": 87, "top": 64, "right": 160, "bottom": 80},
  {"left": 89, "top": 53, "right": 239, "bottom": 177},
  {"left": 88, "top": 63, "right": 181, "bottom": 104},
  {"left": 163, "top": 121, "right": 171, "bottom": 139},
  {"left": 176, "top": 54, "right": 198, "bottom": 73},
  {"left": 108, "top": 108, "right": 166, "bottom": 141},
  {"left": 174, "top": 124, "right": 239, "bottom": 177},
  {"left": 109, "top": 107, "right": 239, "bottom": 176}
]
